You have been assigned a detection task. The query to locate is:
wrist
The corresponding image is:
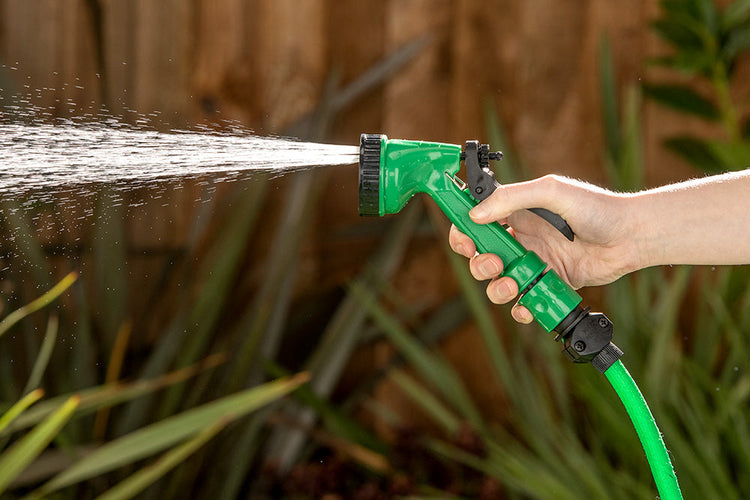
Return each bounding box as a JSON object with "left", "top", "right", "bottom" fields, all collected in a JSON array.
[{"left": 620, "top": 192, "right": 661, "bottom": 272}]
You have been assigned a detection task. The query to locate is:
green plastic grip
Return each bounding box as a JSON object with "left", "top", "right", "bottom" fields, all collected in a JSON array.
[{"left": 378, "top": 136, "right": 582, "bottom": 332}]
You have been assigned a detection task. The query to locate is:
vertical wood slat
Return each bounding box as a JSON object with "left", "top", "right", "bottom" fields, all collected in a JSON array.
[
  {"left": 383, "top": 0, "right": 453, "bottom": 141},
  {"left": 192, "top": 0, "right": 247, "bottom": 124},
  {"left": 314, "top": 1, "right": 387, "bottom": 285},
  {"left": 101, "top": 0, "right": 136, "bottom": 117},
  {"left": 60, "top": 0, "right": 101, "bottom": 116},
  {"left": 252, "top": 0, "right": 327, "bottom": 132},
  {"left": 132, "top": 0, "right": 193, "bottom": 128}
]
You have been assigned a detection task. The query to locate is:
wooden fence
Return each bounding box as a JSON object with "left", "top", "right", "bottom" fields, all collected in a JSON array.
[{"left": 0, "top": 0, "right": 738, "bottom": 359}]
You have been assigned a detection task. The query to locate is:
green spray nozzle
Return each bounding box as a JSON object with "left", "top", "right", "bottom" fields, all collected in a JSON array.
[{"left": 358, "top": 133, "right": 617, "bottom": 365}]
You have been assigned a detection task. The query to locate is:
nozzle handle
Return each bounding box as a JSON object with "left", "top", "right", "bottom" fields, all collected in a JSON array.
[
  {"left": 431, "top": 180, "right": 583, "bottom": 333},
  {"left": 528, "top": 208, "right": 575, "bottom": 241}
]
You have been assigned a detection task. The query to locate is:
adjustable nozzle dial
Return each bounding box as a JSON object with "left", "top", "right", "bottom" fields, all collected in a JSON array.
[{"left": 359, "top": 134, "right": 384, "bottom": 216}]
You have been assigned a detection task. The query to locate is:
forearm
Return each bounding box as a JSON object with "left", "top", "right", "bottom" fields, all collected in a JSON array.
[{"left": 627, "top": 169, "right": 750, "bottom": 268}]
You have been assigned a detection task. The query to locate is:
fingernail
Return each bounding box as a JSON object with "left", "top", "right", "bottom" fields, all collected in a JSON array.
[
  {"left": 500, "top": 280, "right": 514, "bottom": 298},
  {"left": 479, "top": 260, "right": 498, "bottom": 277},
  {"left": 519, "top": 308, "right": 533, "bottom": 323},
  {"left": 512, "top": 307, "right": 527, "bottom": 323},
  {"left": 521, "top": 310, "right": 534, "bottom": 324},
  {"left": 469, "top": 204, "right": 488, "bottom": 221},
  {"left": 455, "top": 242, "right": 466, "bottom": 256}
]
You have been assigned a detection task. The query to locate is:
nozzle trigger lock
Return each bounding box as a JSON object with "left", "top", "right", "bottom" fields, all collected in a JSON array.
[
  {"left": 461, "top": 140, "right": 575, "bottom": 242},
  {"left": 463, "top": 140, "right": 500, "bottom": 202}
]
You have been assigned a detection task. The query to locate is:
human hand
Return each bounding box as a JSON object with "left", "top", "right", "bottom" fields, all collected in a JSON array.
[{"left": 449, "top": 175, "right": 638, "bottom": 323}]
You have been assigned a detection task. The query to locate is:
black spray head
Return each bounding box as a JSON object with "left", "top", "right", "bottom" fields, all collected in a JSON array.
[{"left": 358, "top": 133, "right": 384, "bottom": 216}]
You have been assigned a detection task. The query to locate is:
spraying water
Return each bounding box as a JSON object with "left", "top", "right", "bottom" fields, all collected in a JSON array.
[{"left": 0, "top": 121, "right": 359, "bottom": 196}]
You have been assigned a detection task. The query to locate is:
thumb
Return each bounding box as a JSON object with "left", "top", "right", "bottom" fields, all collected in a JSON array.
[{"left": 469, "top": 175, "right": 571, "bottom": 224}]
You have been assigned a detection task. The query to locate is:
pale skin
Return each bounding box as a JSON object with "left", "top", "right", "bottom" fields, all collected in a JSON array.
[{"left": 449, "top": 170, "right": 750, "bottom": 324}]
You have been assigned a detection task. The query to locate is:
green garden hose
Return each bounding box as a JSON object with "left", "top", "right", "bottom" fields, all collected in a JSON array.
[{"left": 604, "top": 359, "right": 683, "bottom": 499}]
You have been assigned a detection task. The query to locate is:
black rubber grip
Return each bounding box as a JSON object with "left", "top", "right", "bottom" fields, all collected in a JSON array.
[{"left": 529, "top": 207, "right": 575, "bottom": 241}]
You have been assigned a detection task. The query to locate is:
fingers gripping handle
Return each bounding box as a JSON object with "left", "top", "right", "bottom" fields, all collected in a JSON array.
[
  {"left": 463, "top": 141, "right": 574, "bottom": 241},
  {"left": 431, "top": 184, "right": 583, "bottom": 333}
]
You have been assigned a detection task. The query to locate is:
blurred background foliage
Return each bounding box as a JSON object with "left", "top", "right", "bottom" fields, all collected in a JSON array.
[{"left": 0, "top": 0, "right": 749, "bottom": 498}]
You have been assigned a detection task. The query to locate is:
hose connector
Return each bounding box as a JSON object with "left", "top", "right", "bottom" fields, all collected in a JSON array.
[{"left": 554, "top": 305, "right": 622, "bottom": 372}]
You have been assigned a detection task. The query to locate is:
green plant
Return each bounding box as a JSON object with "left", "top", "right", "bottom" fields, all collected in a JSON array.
[
  {"left": 644, "top": 0, "right": 750, "bottom": 172},
  {"left": 0, "top": 273, "right": 307, "bottom": 498}
]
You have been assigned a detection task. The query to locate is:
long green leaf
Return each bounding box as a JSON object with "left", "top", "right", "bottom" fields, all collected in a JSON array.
[
  {"left": 348, "top": 282, "right": 484, "bottom": 430},
  {"left": 93, "top": 418, "right": 229, "bottom": 500},
  {"left": 0, "top": 201, "right": 53, "bottom": 290},
  {"left": 642, "top": 83, "right": 720, "bottom": 121},
  {"left": 442, "top": 248, "right": 516, "bottom": 403},
  {"left": 707, "top": 139, "right": 750, "bottom": 170},
  {"left": 650, "top": 19, "right": 703, "bottom": 51},
  {"left": 0, "top": 395, "right": 80, "bottom": 494},
  {"left": 264, "top": 360, "right": 388, "bottom": 454},
  {"left": 0, "top": 272, "right": 77, "bottom": 339},
  {"left": 156, "top": 179, "right": 267, "bottom": 417},
  {"left": 259, "top": 203, "right": 420, "bottom": 477},
  {"left": 0, "top": 389, "right": 44, "bottom": 436},
  {"left": 722, "top": 22, "right": 750, "bottom": 61},
  {"left": 3, "top": 354, "right": 226, "bottom": 436},
  {"left": 663, "top": 136, "right": 724, "bottom": 173},
  {"left": 22, "top": 315, "right": 58, "bottom": 395},
  {"left": 390, "top": 370, "right": 460, "bottom": 435},
  {"left": 722, "top": 0, "right": 750, "bottom": 30},
  {"left": 619, "top": 84, "right": 645, "bottom": 191},
  {"left": 116, "top": 179, "right": 266, "bottom": 436},
  {"left": 34, "top": 373, "right": 308, "bottom": 495}
]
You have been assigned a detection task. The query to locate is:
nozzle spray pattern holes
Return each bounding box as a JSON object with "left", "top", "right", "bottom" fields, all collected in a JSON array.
[{"left": 0, "top": 122, "right": 359, "bottom": 196}]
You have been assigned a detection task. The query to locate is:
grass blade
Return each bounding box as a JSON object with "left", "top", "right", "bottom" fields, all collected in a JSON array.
[
  {"left": 94, "top": 321, "right": 132, "bottom": 439},
  {"left": 156, "top": 180, "right": 267, "bottom": 417},
  {"left": 34, "top": 373, "right": 308, "bottom": 496},
  {"left": 0, "top": 389, "right": 44, "bottom": 436},
  {"left": 264, "top": 360, "right": 388, "bottom": 454},
  {"left": 3, "top": 354, "right": 226, "bottom": 436},
  {"left": 261, "top": 204, "right": 421, "bottom": 475},
  {"left": 22, "top": 315, "right": 59, "bottom": 395},
  {"left": 226, "top": 171, "right": 323, "bottom": 390},
  {"left": 93, "top": 418, "right": 229, "bottom": 500},
  {"left": 348, "top": 282, "right": 483, "bottom": 430},
  {"left": 0, "top": 395, "right": 80, "bottom": 494},
  {"left": 390, "top": 370, "right": 460, "bottom": 435},
  {"left": 0, "top": 272, "right": 77, "bottom": 339}
]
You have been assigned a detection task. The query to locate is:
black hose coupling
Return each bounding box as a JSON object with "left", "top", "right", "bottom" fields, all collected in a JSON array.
[{"left": 554, "top": 305, "right": 623, "bottom": 373}]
